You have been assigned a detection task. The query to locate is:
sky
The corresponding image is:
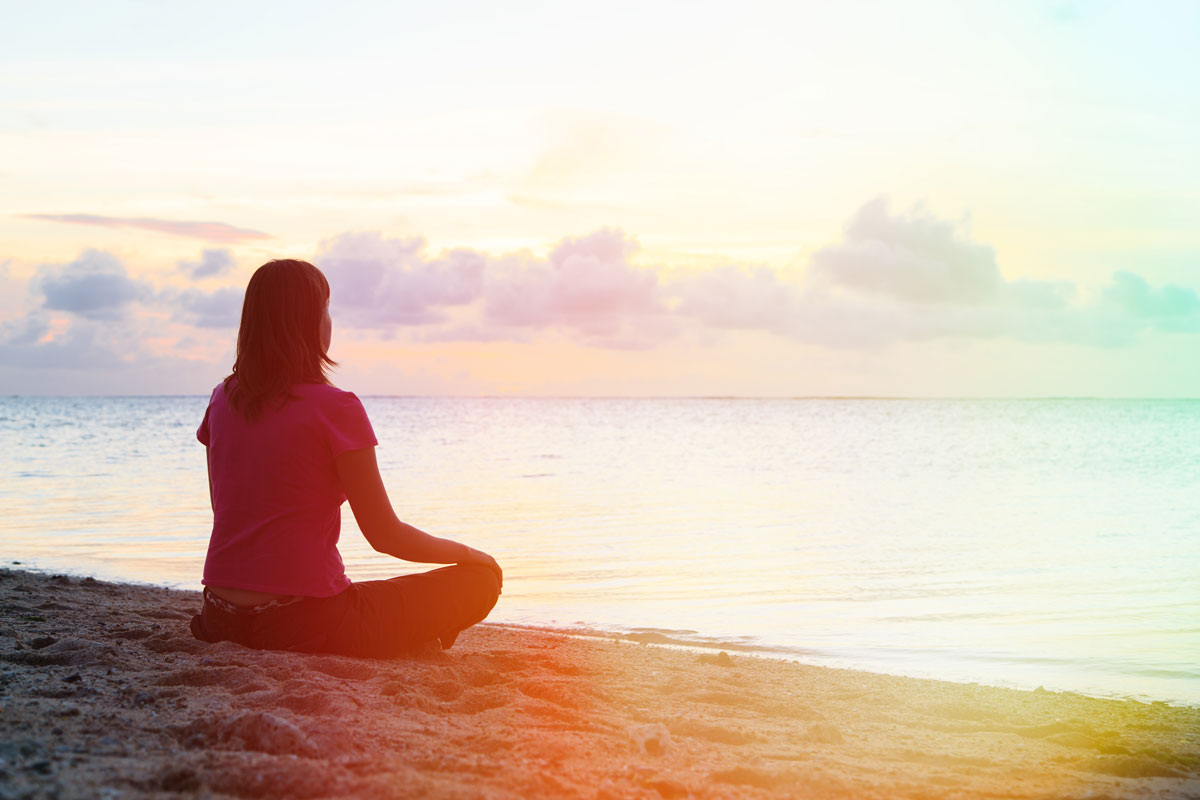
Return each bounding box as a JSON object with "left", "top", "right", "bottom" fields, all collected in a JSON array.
[{"left": 2, "top": 0, "right": 1198, "bottom": 396}]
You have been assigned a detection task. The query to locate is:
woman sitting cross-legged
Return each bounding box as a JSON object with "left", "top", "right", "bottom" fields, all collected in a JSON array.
[{"left": 190, "top": 258, "right": 501, "bottom": 656}]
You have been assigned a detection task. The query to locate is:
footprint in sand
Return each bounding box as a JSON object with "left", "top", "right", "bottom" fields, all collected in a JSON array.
[
  {"left": 201, "top": 756, "right": 350, "bottom": 800},
  {"left": 155, "top": 665, "right": 261, "bottom": 689},
  {"left": 461, "top": 664, "right": 503, "bottom": 688},
  {"left": 482, "top": 650, "right": 529, "bottom": 674},
  {"left": 269, "top": 690, "right": 351, "bottom": 717},
  {"left": 304, "top": 655, "right": 377, "bottom": 681},
  {"left": 667, "top": 719, "right": 759, "bottom": 746},
  {"left": 517, "top": 678, "right": 583, "bottom": 710},
  {"left": 111, "top": 628, "right": 154, "bottom": 640},
  {"left": 688, "top": 689, "right": 822, "bottom": 721},
  {"left": 2, "top": 638, "right": 118, "bottom": 668},
  {"left": 451, "top": 685, "right": 514, "bottom": 714},
  {"left": 178, "top": 710, "right": 318, "bottom": 757},
  {"left": 430, "top": 679, "right": 465, "bottom": 702},
  {"left": 142, "top": 632, "right": 207, "bottom": 655}
]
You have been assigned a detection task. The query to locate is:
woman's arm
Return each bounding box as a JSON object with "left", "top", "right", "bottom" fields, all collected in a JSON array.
[{"left": 335, "top": 446, "right": 502, "bottom": 588}]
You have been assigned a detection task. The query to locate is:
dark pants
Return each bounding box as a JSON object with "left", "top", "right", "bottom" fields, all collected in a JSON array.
[{"left": 189, "top": 564, "right": 500, "bottom": 657}]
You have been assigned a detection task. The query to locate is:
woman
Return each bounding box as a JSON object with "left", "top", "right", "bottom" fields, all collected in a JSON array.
[{"left": 190, "top": 259, "right": 501, "bottom": 656}]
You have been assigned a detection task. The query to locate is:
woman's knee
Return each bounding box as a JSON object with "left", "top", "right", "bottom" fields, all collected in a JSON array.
[{"left": 458, "top": 563, "right": 500, "bottom": 612}]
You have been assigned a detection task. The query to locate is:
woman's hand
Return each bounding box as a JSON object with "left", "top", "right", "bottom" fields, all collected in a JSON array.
[{"left": 459, "top": 546, "right": 503, "bottom": 591}]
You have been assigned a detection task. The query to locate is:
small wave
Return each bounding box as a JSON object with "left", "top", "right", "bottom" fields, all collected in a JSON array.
[{"left": 506, "top": 622, "right": 822, "bottom": 658}]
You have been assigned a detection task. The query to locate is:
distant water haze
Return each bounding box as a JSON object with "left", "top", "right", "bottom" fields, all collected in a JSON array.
[{"left": 2, "top": 396, "right": 1197, "bottom": 705}]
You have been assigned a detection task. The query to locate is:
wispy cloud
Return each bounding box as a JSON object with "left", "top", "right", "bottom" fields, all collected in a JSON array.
[{"left": 23, "top": 214, "right": 271, "bottom": 244}]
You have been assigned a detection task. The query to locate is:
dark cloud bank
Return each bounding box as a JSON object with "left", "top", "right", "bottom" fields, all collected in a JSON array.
[{"left": 3, "top": 199, "right": 1199, "bottom": 378}]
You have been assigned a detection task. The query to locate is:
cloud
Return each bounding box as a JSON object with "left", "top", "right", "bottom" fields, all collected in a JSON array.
[
  {"left": 315, "top": 228, "right": 673, "bottom": 348},
  {"left": 806, "top": 198, "right": 1005, "bottom": 305},
  {"left": 663, "top": 198, "right": 1187, "bottom": 350},
  {"left": 672, "top": 265, "right": 799, "bottom": 334},
  {"left": 1, "top": 247, "right": 242, "bottom": 377},
  {"left": 309, "top": 211, "right": 1200, "bottom": 351},
  {"left": 24, "top": 214, "right": 271, "bottom": 244},
  {"left": 1101, "top": 271, "right": 1200, "bottom": 333},
  {"left": 1, "top": 250, "right": 163, "bottom": 374},
  {"left": 1000, "top": 279, "right": 1075, "bottom": 310},
  {"left": 178, "top": 248, "right": 235, "bottom": 279},
  {"left": 483, "top": 228, "right": 672, "bottom": 347},
  {"left": 5, "top": 201, "right": 1200, "bottom": 382},
  {"left": 173, "top": 286, "right": 244, "bottom": 328},
  {"left": 0, "top": 315, "right": 129, "bottom": 370},
  {"left": 0, "top": 308, "right": 230, "bottom": 394},
  {"left": 318, "top": 232, "right": 485, "bottom": 327},
  {"left": 797, "top": 198, "right": 1199, "bottom": 347},
  {"left": 803, "top": 198, "right": 1077, "bottom": 322},
  {"left": 35, "top": 250, "right": 149, "bottom": 320},
  {"left": 0, "top": 314, "right": 51, "bottom": 348}
]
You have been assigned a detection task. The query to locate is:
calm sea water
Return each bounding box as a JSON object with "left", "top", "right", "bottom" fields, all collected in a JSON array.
[{"left": 2, "top": 396, "right": 1197, "bottom": 705}]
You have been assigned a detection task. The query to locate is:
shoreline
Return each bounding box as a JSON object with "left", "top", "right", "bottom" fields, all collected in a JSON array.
[
  {"left": 1, "top": 569, "right": 1198, "bottom": 799},
  {"left": 497, "top": 623, "right": 1200, "bottom": 711},
  {"left": 10, "top": 560, "right": 1197, "bottom": 712}
]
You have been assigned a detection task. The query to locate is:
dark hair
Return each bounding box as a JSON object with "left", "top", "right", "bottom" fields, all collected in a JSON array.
[{"left": 224, "top": 259, "right": 336, "bottom": 420}]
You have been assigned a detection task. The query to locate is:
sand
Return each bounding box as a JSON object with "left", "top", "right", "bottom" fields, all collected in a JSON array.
[{"left": 0, "top": 568, "right": 1197, "bottom": 800}]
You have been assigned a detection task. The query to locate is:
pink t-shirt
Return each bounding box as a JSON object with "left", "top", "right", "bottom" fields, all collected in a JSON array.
[{"left": 197, "top": 381, "right": 378, "bottom": 597}]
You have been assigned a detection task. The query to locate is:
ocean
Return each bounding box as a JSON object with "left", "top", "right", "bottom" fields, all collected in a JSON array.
[{"left": 2, "top": 395, "right": 1197, "bottom": 705}]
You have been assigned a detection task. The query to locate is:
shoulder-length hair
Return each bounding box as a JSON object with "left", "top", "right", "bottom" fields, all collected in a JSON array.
[{"left": 224, "top": 259, "right": 336, "bottom": 420}]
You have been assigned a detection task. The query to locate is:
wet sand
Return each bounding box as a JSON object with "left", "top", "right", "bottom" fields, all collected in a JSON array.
[{"left": 0, "top": 568, "right": 1197, "bottom": 799}]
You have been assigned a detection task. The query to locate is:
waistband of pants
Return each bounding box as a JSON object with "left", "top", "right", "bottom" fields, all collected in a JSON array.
[{"left": 203, "top": 587, "right": 305, "bottom": 616}]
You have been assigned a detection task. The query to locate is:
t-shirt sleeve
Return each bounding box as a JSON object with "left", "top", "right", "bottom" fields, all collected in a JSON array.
[
  {"left": 197, "top": 386, "right": 219, "bottom": 445},
  {"left": 323, "top": 391, "right": 378, "bottom": 457},
  {"left": 197, "top": 406, "right": 211, "bottom": 446}
]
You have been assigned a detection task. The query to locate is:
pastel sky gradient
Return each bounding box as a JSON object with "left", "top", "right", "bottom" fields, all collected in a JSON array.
[{"left": 3, "top": 0, "right": 1198, "bottom": 396}]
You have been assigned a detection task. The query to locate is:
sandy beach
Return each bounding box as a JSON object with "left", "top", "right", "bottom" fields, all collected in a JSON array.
[{"left": 0, "top": 568, "right": 1197, "bottom": 799}]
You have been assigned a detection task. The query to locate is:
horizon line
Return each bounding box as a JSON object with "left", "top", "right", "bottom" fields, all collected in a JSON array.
[{"left": 3, "top": 393, "right": 1199, "bottom": 401}]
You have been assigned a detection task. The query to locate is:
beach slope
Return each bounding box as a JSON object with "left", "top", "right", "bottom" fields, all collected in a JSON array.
[{"left": 0, "top": 568, "right": 1197, "bottom": 799}]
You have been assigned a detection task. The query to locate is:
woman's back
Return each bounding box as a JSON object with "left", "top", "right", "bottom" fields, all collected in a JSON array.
[{"left": 199, "top": 380, "right": 376, "bottom": 597}]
